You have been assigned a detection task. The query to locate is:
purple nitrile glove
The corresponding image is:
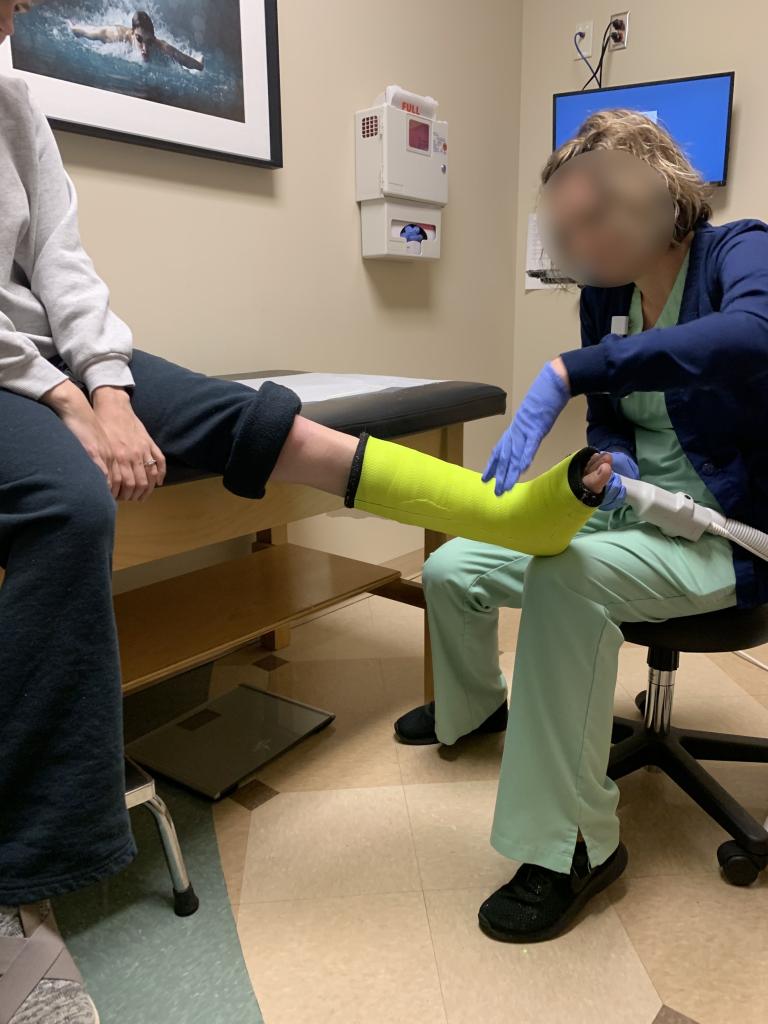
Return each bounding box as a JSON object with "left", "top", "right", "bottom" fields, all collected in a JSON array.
[
  {"left": 482, "top": 363, "right": 570, "bottom": 496},
  {"left": 600, "top": 451, "right": 640, "bottom": 511}
]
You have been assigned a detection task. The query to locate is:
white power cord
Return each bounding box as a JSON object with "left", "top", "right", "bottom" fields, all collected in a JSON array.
[{"left": 734, "top": 650, "right": 768, "bottom": 673}]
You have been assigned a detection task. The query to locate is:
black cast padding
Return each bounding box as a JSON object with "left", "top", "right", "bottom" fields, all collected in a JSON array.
[
  {"left": 567, "top": 446, "right": 601, "bottom": 504},
  {"left": 165, "top": 374, "right": 507, "bottom": 487},
  {"left": 344, "top": 434, "right": 370, "bottom": 508},
  {"left": 621, "top": 603, "right": 768, "bottom": 653}
]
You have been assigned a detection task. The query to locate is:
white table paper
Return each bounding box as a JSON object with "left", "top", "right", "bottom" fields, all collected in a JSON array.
[{"left": 234, "top": 372, "right": 444, "bottom": 404}]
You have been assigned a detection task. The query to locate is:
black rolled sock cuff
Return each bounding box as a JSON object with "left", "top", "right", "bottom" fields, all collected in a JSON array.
[
  {"left": 344, "top": 433, "right": 370, "bottom": 508},
  {"left": 223, "top": 381, "right": 302, "bottom": 499},
  {"left": 568, "top": 446, "right": 604, "bottom": 507}
]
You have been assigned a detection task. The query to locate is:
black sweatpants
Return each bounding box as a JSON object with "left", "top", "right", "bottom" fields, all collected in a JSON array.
[{"left": 0, "top": 350, "right": 301, "bottom": 904}]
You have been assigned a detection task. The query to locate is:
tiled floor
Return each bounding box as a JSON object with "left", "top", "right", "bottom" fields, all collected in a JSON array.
[{"left": 210, "top": 567, "right": 768, "bottom": 1024}]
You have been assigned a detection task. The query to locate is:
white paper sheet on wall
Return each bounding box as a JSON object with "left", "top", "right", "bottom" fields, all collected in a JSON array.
[
  {"left": 234, "top": 372, "right": 444, "bottom": 404},
  {"left": 525, "top": 213, "right": 558, "bottom": 291}
]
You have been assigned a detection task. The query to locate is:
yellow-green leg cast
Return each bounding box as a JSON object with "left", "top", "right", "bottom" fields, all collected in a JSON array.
[{"left": 345, "top": 435, "right": 600, "bottom": 556}]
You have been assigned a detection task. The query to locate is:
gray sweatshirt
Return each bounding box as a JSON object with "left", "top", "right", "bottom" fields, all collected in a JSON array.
[{"left": 0, "top": 75, "right": 134, "bottom": 399}]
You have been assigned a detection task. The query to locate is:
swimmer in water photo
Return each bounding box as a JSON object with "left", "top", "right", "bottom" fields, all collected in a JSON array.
[{"left": 70, "top": 10, "right": 204, "bottom": 71}]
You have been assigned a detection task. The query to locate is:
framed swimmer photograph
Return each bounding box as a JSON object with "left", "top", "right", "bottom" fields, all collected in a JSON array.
[{"left": 0, "top": 0, "right": 283, "bottom": 167}]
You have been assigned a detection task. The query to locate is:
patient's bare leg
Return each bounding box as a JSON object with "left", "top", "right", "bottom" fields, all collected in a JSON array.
[
  {"left": 271, "top": 416, "right": 359, "bottom": 495},
  {"left": 271, "top": 415, "right": 611, "bottom": 507}
]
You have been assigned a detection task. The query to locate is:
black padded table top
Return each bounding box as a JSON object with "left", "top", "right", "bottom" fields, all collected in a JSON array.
[{"left": 165, "top": 370, "right": 507, "bottom": 486}]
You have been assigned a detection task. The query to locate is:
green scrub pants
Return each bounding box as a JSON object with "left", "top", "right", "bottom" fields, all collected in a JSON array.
[{"left": 422, "top": 512, "right": 737, "bottom": 874}]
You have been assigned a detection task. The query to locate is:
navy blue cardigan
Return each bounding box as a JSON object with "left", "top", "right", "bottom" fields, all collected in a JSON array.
[{"left": 560, "top": 219, "right": 768, "bottom": 609}]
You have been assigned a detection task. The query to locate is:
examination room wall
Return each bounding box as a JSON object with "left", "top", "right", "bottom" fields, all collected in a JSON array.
[
  {"left": 514, "top": 0, "right": 768, "bottom": 474},
  {"left": 54, "top": 0, "right": 524, "bottom": 569}
]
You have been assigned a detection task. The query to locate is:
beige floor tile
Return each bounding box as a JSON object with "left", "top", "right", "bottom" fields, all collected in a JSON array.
[
  {"left": 617, "top": 647, "right": 766, "bottom": 707},
  {"left": 239, "top": 786, "right": 420, "bottom": 903},
  {"left": 252, "top": 656, "right": 403, "bottom": 792},
  {"left": 616, "top": 647, "right": 768, "bottom": 750},
  {"left": 425, "top": 888, "right": 661, "bottom": 1024},
  {"left": 379, "top": 655, "right": 433, "bottom": 715},
  {"left": 367, "top": 594, "right": 426, "bottom": 659},
  {"left": 286, "top": 597, "right": 376, "bottom": 663},
  {"left": 286, "top": 592, "right": 426, "bottom": 665},
  {"left": 616, "top": 642, "right": 658, "bottom": 699},
  {"left": 391, "top": 653, "right": 636, "bottom": 786},
  {"left": 499, "top": 650, "right": 516, "bottom": 686},
  {"left": 654, "top": 1007, "right": 702, "bottom": 1024},
  {"left": 396, "top": 733, "right": 506, "bottom": 787},
  {"left": 498, "top": 607, "right": 522, "bottom": 653},
  {"left": 671, "top": 651, "right": 766, "bottom": 703},
  {"left": 388, "top": 654, "right": 508, "bottom": 785},
  {"left": 616, "top": 771, "right": 735, "bottom": 879},
  {"left": 614, "top": 684, "right": 644, "bottom": 719},
  {"left": 237, "top": 892, "right": 447, "bottom": 1024},
  {"left": 212, "top": 797, "right": 253, "bottom": 907},
  {"left": 662, "top": 689, "right": 768, "bottom": 740},
  {"left": 709, "top": 649, "right": 768, "bottom": 697},
  {"left": 609, "top": 874, "right": 768, "bottom": 1024},
  {"left": 405, "top": 781, "right": 513, "bottom": 891}
]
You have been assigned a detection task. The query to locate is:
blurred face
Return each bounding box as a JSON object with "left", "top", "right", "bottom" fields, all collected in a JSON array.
[{"left": 539, "top": 149, "right": 676, "bottom": 287}]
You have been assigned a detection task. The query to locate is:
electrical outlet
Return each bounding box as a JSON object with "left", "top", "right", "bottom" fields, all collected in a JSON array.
[
  {"left": 608, "top": 11, "right": 630, "bottom": 50},
  {"left": 573, "top": 20, "right": 594, "bottom": 60}
]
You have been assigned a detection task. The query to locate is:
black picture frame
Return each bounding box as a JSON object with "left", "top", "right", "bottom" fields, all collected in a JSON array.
[{"left": 5, "top": 0, "right": 283, "bottom": 169}]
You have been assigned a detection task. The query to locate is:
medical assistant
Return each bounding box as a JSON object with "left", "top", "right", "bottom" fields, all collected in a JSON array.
[
  {"left": 571, "top": 219, "right": 768, "bottom": 608},
  {"left": 423, "top": 238, "right": 740, "bottom": 874}
]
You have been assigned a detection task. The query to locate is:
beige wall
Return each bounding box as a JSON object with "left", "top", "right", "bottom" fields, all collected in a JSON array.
[
  {"left": 56, "top": 0, "right": 523, "bottom": 568},
  {"left": 514, "top": 0, "right": 768, "bottom": 473},
  {"left": 58, "top": 0, "right": 762, "bottom": 571}
]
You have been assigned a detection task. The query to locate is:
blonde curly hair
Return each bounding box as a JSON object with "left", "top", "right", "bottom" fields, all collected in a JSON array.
[{"left": 541, "top": 109, "right": 712, "bottom": 243}]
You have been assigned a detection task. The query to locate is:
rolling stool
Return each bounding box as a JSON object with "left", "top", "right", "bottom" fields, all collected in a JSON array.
[
  {"left": 125, "top": 759, "right": 200, "bottom": 916},
  {"left": 609, "top": 605, "right": 768, "bottom": 886}
]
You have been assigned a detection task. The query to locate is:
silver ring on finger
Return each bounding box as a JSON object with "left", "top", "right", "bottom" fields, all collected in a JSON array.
[{"left": 144, "top": 458, "right": 158, "bottom": 468}]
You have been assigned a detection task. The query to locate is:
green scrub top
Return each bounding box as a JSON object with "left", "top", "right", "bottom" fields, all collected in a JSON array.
[{"left": 616, "top": 250, "right": 723, "bottom": 515}]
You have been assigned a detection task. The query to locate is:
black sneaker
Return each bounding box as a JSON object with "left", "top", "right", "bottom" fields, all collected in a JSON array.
[
  {"left": 394, "top": 700, "right": 508, "bottom": 745},
  {"left": 478, "top": 841, "right": 628, "bottom": 943}
]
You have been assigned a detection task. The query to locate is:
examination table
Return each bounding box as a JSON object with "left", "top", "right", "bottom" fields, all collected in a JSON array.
[{"left": 118, "top": 371, "right": 506, "bottom": 800}]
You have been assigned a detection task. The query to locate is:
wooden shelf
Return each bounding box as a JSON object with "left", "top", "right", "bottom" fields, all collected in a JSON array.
[{"left": 116, "top": 543, "right": 399, "bottom": 694}]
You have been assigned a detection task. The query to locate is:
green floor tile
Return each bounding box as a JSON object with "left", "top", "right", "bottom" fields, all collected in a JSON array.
[{"left": 55, "top": 781, "right": 262, "bottom": 1024}]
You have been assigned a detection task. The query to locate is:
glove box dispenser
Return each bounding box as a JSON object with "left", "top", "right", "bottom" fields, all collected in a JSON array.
[{"left": 360, "top": 200, "right": 442, "bottom": 260}]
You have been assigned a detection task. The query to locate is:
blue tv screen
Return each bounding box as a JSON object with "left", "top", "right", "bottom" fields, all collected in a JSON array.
[{"left": 553, "top": 72, "right": 735, "bottom": 185}]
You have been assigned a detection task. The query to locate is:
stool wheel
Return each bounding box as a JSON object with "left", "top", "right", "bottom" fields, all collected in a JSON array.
[
  {"left": 634, "top": 691, "right": 646, "bottom": 716},
  {"left": 717, "top": 841, "right": 761, "bottom": 886}
]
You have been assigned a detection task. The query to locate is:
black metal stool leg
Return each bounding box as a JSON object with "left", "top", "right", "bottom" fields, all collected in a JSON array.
[
  {"left": 680, "top": 728, "right": 768, "bottom": 763},
  {"left": 663, "top": 736, "right": 768, "bottom": 884},
  {"left": 143, "top": 794, "right": 201, "bottom": 917},
  {"left": 608, "top": 721, "right": 652, "bottom": 780},
  {"left": 662, "top": 738, "right": 768, "bottom": 857}
]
